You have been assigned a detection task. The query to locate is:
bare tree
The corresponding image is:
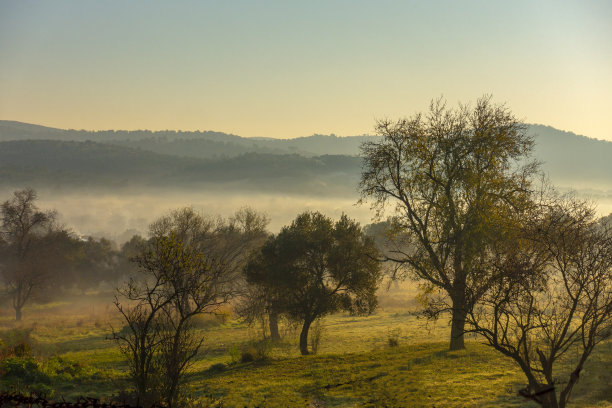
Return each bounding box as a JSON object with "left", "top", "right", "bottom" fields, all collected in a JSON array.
[
  {"left": 114, "top": 207, "right": 266, "bottom": 407},
  {"left": 0, "top": 188, "right": 57, "bottom": 320},
  {"left": 359, "top": 96, "right": 538, "bottom": 350},
  {"left": 466, "top": 196, "right": 612, "bottom": 408}
]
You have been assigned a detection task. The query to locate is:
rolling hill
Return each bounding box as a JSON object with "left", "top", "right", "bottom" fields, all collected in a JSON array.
[{"left": 0, "top": 120, "right": 610, "bottom": 194}]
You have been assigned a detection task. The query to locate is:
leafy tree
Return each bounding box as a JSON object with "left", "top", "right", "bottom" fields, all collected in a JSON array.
[
  {"left": 0, "top": 189, "right": 58, "bottom": 320},
  {"left": 359, "top": 96, "right": 538, "bottom": 350},
  {"left": 466, "top": 196, "right": 612, "bottom": 408},
  {"left": 244, "top": 212, "right": 381, "bottom": 355}
]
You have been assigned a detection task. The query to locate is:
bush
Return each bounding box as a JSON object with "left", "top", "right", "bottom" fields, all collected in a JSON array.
[
  {"left": 310, "top": 320, "right": 325, "bottom": 354},
  {"left": 387, "top": 328, "right": 401, "bottom": 347},
  {"left": 46, "top": 356, "right": 85, "bottom": 379},
  {"left": 0, "top": 327, "right": 36, "bottom": 357},
  {"left": 235, "top": 339, "right": 272, "bottom": 363},
  {"left": 0, "top": 356, "right": 51, "bottom": 384},
  {"left": 207, "top": 363, "right": 226, "bottom": 373},
  {"left": 240, "top": 348, "right": 255, "bottom": 363},
  {"left": 191, "top": 313, "right": 229, "bottom": 329}
]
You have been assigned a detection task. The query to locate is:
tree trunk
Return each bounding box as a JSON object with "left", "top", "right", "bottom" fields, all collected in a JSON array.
[
  {"left": 538, "top": 387, "right": 558, "bottom": 408},
  {"left": 449, "top": 291, "right": 466, "bottom": 350},
  {"left": 15, "top": 305, "right": 22, "bottom": 321},
  {"left": 269, "top": 311, "right": 280, "bottom": 342},
  {"left": 299, "top": 319, "right": 312, "bottom": 355}
]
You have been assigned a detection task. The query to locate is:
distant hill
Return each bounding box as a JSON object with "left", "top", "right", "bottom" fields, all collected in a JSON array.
[
  {"left": 0, "top": 139, "right": 361, "bottom": 195},
  {"left": 528, "top": 124, "right": 612, "bottom": 189},
  {"left": 0, "top": 121, "right": 377, "bottom": 158},
  {"left": 0, "top": 120, "right": 610, "bottom": 193}
]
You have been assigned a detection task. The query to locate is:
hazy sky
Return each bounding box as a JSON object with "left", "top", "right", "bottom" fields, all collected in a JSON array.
[{"left": 1, "top": 0, "right": 611, "bottom": 141}]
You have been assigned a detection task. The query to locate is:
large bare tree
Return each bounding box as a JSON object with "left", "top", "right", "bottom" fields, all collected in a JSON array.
[
  {"left": 467, "top": 196, "right": 612, "bottom": 408},
  {"left": 359, "top": 96, "right": 538, "bottom": 350}
]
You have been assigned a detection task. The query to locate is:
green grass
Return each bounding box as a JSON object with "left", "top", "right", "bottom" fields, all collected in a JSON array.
[{"left": 0, "top": 292, "right": 610, "bottom": 407}]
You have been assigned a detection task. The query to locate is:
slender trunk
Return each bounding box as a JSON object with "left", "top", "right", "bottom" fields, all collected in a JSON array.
[
  {"left": 449, "top": 290, "right": 466, "bottom": 350},
  {"left": 269, "top": 311, "right": 280, "bottom": 342},
  {"left": 15, "top": 305, "right": 22, "bottom": 321},
  {"left": 299, "top": 319, "right": 312, "bottom": 355}
]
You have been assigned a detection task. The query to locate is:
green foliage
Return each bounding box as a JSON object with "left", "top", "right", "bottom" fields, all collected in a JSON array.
[
  {"left": 0, "top": 327, "right": 36, "bottom": 357},
  {"left": 244, "top": 211, "right": 382, "bottom": 354},
  {"left": 360, "top": 96, "right": 539, "bottom": 350},
  {"left": 238, "top": 339, "right": 273, "bottom": 363},
  {"left": 1, "top": 356, "right": 50, "bottom": 383}
]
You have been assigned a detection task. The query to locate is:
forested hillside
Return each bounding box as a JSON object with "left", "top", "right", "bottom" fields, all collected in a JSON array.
[
  {"left": 0, "top": 139, "right": 361, "bottom": 195},
  {"left": 0, "top": 121, "right": 610, "bottom": 193}
]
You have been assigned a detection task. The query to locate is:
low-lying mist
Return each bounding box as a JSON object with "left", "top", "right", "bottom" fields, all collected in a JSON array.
[
  {"left": 1, "top": 186, "right": 610, "bottom": 245},
  {"left": 21, "top": 188, "right": 374, "bottom": 243}
]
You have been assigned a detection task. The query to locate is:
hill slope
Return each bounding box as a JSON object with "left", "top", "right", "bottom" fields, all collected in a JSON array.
[
  {"left": 0, "top": 139, "right": 361, "bottom": 195},
  {"left": 0, "top": 120, "right": 610, "bottom": 192}
]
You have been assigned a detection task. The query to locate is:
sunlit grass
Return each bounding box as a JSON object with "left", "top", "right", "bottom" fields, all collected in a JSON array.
[{"left": 0, "top": 288, "right": 609, "bottom": 407}]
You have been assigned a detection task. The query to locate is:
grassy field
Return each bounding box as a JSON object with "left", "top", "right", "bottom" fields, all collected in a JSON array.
[{"left": 0, "top": 287, "right": 610, "bottom": 407}]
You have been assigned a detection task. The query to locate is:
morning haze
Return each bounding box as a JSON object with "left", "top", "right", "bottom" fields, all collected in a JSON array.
[{"left": 0, "top": 1, "right": 610, "bottom": 407}]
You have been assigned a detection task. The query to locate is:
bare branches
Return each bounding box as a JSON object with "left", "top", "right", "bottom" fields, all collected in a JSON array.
[
  {"left": 466, "top": 196, "right": 612, "bottom": 408},
  {"left": 113, "top": 207, "right": 262, "bottom": 407},
  {"left": 360, "top": 96, "right": 537, "bottom": 350}
]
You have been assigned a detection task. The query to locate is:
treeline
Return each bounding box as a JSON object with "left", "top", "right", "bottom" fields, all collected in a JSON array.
[{"left": 0, "top": 189, "right": 144, "bottom": 319}]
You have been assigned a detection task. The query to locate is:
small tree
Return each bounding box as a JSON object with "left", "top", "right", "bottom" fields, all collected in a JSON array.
[
  {"left": 244, "top": 212, "right": 381, "bottom": 355},
  {"left": 0, "top": 188, "right": 58, "bottom": 321},
  {"left": 467, "top": 196, "right": 612, "bottom": 408},
  {"left": 235, "top": 284, "right": 283, "bottom": 341},
  {"left": 114, "top": 207, "right": 264, "bottom": 406},
  {"left": 359, "top": 96, "right": 537, "bottom": 350}
]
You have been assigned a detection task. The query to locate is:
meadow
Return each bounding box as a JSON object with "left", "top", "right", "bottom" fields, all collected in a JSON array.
[{"left": 0, "top": 284, "right": 610, "bottom": 408}]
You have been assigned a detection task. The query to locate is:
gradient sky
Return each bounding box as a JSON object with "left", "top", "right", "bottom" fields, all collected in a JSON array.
[{"left": 1, "top": 0, "right": 611, "bottom": 141}]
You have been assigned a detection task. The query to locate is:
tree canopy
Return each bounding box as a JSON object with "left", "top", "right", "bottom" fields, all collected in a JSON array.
[
  {"left": 244, "top": 211, "right": 381, "bottom": 355},
  {"left": 359, "top": 96, "right": 538, "bottom": 349}
]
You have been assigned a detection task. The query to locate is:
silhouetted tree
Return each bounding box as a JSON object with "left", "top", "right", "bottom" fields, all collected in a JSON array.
[
  {"left": 359, "top": 96, "right": 537, "bottom": 350},
  {"left": 244, "top": 212, "right": 381, "bottom": 355},
  {"left": 0, "top": 189, "right": 58, "bottom": 320}
]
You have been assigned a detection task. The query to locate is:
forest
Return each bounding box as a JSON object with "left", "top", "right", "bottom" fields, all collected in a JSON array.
[{"left": 0, "top": 100, "right": 611, "bottom": 408}]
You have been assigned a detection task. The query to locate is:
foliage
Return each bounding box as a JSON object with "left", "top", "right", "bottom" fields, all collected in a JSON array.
[
  {"left": 359, "top": 96, "right": 538, "bottom": 350},
  {"left": 244, "top": 211, "right": 382, "bottom": 355},
  {"left": 0, "top": 327, "right": 36, "bottom": 358}
]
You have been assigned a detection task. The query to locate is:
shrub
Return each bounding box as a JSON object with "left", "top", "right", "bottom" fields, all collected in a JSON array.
[
  {"left": 0, "top": 356, "right": 51, "bottom": 384},
  {"left": 238, "top": 340, "right": 272, "bottom": 363},
  {"left": 309, "top": 320, "right": 325, "bottom": 355},
  {"left": 0, "top": 327, "right": 36, "bottom": 357},
  {"left": 240, "top": 348, "right": 255, "bottom": 363},
  {"left": 387, "top": 328, "right": 401, "bottom": 347},
  {"left": 207, "top": 363, "right": 226, "bottom": 373}
]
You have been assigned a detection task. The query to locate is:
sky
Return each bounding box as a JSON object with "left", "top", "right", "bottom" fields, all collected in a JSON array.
[{"left": 1, "top": 0, "right": 611, "bottom": 141}]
